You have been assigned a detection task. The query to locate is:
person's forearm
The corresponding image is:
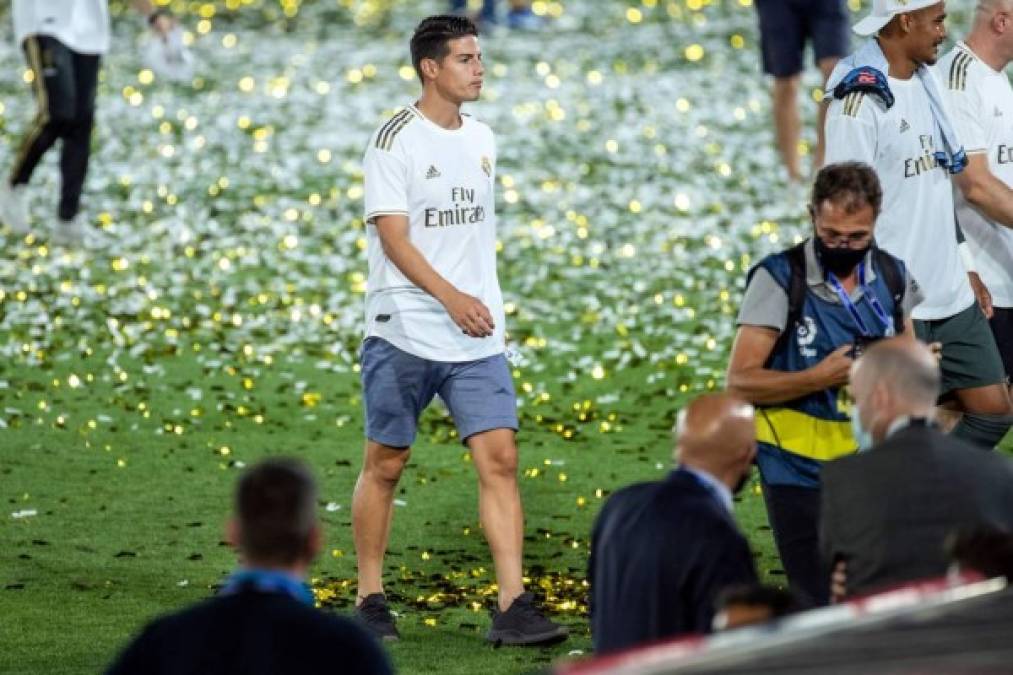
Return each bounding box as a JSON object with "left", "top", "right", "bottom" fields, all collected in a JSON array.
[
  {"left": 727, "top": 367, "right": 826, "bottom": 405},
  {"left": 379, "top": 235, "right": 456, "bottom": 305},
  {"left": 962, "top": 173, "right": 1013, "bottom": 228}
]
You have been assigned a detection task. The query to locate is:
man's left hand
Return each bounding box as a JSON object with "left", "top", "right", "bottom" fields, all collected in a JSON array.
[{"left": 969, "top": 272, "right": 994, "bottom": 319}]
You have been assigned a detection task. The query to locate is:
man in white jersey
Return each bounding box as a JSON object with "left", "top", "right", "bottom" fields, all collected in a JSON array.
[
  {"left": 353, "top": 15, "right": 568, "bottom": 646},
  {"left": 825, "top": 0, "right": 1013, "bottom": 448},
  {"left": 0, "top": 1, "right": 172, "bottom": 245},
  {"left": 939, "top": 0, "right": 1013, "bottom": 387}
]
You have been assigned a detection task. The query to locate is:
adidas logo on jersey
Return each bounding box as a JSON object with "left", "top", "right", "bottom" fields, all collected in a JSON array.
[
  {"left": 425, "top": 165, "right": 441, "bottom": 179},
  {"left": 899, "top": 118, "right": 910, "bottom": 133},
  {"left": 996, "top": 107, "right": 1004, "bottom": 117}
]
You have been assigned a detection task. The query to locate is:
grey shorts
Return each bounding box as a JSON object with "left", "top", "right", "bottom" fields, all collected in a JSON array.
[
  {"left": 914, "top": 302, "right": 1008, "bottom": 396},
  {"left": 360, "top": 337, "right": 518, "bottom": 448}
]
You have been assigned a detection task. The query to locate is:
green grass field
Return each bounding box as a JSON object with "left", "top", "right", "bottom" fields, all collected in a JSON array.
[{"left": 0, "top": 0, "right": 1001, "bottom": 673}]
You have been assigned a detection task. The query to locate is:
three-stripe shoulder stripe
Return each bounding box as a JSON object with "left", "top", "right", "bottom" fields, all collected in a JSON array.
[
  {"left": 375, "top": 109, "right": 415, "bottom": 151},
  {"left": 948, "top": 52, "right": 972, "bottom": 91},
  {"left": 842, "top": 91, "right": 865, "bottom": 117}
]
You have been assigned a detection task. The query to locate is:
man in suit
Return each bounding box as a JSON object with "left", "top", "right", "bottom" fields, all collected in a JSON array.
[
  {"left": 106, "top": 459, "right": 392, "bottom": 675},
  {"left": 589, "top": 393, "right": 759, "bottom": 654},
  {"left": 821, "top": 338, "right": 1013, "bottom": 600}
]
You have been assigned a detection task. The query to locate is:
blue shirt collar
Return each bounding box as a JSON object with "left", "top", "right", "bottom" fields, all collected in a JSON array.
[{"left": 219, "top": 568, "right": 315, "bottom": 606}]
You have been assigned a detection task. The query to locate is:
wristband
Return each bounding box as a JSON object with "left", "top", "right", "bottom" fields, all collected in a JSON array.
[{"left": 958, "top": 241, "right": 977, "bottom": 273}]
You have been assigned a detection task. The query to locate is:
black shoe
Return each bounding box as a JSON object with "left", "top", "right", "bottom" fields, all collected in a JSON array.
[
  {"left": 486, "top": 592, "right": 569, "bottom": 646},
  {"left": 356, "top": 593, "right": 400, "bottom": 642}
]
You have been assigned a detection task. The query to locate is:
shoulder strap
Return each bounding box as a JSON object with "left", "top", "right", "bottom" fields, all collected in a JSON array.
[
  {"left": 872, "top": 247, "right": 906, "bottom": 334},
  {"left": 774, "top": 243, "right": 808, "bottom": 354}
]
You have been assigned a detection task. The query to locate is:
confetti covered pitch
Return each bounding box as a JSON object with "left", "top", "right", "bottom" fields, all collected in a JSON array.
[{"left": 3, "top": 1, "right": 986, "bottom": 673}]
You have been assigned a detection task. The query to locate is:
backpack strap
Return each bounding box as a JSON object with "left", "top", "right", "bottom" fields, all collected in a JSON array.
[
  {"left": 871, "top": 247, "right": 906, "bottom": 334},
  {"left": 773, "top": 243, "right": 808, "bottom": 355}
]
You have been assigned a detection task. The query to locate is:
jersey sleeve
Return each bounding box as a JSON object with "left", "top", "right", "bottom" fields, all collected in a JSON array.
[
  {"left": 945, "top": 77, "right": 986, "bottom": 154},
  {"left": 362, "top": 131, "right": 408, "bottom": 224},
  {"left": 737, "top": 267, "right": 789, "bottom": 332},
  {"left": 824, "top": 94, "right": 879, "bottom": 166}
]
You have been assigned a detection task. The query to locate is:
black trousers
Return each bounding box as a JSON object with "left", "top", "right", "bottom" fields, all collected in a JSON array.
[
  {"left": 761, "top": 482, "right": 829, "bottom": 607},
  {"left": 10, "top": 35, "right": 100, "bottom": 221}
]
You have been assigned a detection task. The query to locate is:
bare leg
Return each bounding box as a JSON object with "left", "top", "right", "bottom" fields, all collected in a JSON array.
[
  {"left": 954, "top": 383, "right": 1013, "bottom": 416},
  {"left": 773, "top": 75, "right": 802, "bottom": 182},
  {"left": 468, "top": 428, "right": 525, "bottom": 612},
  {"left": 951, "top": 383, "right": 1013, "bottom": 447},
  {"left": 352, "top": 440, "right": 411, "bottom": 603},
  {"left": 813, "top": 57, "right": 840, "bottom": 174}
]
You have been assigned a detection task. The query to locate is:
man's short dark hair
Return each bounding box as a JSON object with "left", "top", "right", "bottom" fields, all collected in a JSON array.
[
  {"left": 410, "top": 14, "right": 479, "bottom": 81},
  {"left": 947, "top": 527, "right": 1013, "bottom": 580},
  {"left": 236, "top": 458, "right": 318, "bottom": 565},
  {"left": 811, "top": 162, "right": 883, "bottom": 217}
]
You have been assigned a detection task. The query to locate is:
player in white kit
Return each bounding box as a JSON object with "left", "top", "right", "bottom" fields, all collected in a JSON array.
[
  {"left": 353, "top": 15, "right": 568, "bottom": 647},
  {"left": 939, "top": 0, "right": 1013, "bottom": 387},
  {"left": 0, "top": 0, "right": 172, "bottom": 244},
  {"left": 824, "top": 0, "right": 1013, "bottom": 447}
]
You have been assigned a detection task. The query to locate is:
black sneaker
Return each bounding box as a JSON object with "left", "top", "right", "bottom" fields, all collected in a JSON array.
[
  {"left": 356, "top": 593, "right": 400, "bottom": 642},
  {"left": 486, "top": 592, "right": 569, "bottom": 646}
]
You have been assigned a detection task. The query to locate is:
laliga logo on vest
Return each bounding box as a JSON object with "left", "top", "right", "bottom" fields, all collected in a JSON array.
[{"left": 796, "top": 316, "right": 819, "bottom": 358}]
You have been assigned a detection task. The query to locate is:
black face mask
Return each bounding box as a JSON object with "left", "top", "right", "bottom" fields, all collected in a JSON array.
[{"left": 814, "top": 235, "right": 870, "bottom": 278}]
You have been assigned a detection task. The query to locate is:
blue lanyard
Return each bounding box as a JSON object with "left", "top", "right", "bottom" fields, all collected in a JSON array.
[
  {"left": 219, "top": 569, "right": 315, "bottom": 606},
  {"left": 826, "top": 263, "right": 894, "bottom": 337}
]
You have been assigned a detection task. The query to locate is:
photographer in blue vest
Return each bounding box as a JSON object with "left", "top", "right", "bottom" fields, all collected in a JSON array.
[{"left": 727, "top": 161, "right": 924, "bottom": 606}]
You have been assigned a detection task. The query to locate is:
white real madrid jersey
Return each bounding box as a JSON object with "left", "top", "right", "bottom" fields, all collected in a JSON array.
[
  {"left": 824, "top": 70, "right": 974, "bottom": 321},
  {"left": 362, "top": 104, "right": 505, "bottom": 362},
  {"left": 938, "top": 42, "right": 1013, "bottom": 308}
]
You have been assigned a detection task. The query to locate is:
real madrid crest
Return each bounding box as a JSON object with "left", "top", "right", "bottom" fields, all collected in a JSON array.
[{"left": 481, "top": 156, "right": 492, "bottom": 177}]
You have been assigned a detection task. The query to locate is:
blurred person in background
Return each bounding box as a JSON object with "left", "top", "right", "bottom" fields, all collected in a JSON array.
[
  {"left": 449, "top": 0, "right": 542, "bottom": 30},
  {"left": 754, "top": 0, "right": 850, "bottom": 182},
  {"left": 0, "top": 1, "right": 174, "bottom": 245}
]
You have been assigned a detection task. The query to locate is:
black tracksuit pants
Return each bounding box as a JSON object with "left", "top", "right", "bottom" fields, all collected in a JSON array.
[{"left": 10, "top": 35, "right": 100, "bottom": 221}]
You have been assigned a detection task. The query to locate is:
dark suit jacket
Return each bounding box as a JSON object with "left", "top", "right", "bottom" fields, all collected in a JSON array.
[
  {"left": 106, "top": 587, "right": 392, "bottom": 675},
  {"left": 589, "top": 469, "right": 757, "bottom": 654},
  {"left": 821, "top": 424, "right": 1013, "bottom": 597}
]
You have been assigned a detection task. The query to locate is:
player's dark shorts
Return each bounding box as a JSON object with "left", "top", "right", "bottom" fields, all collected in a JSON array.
[
  {"left": 988, "top": 306, "right": 1013, "bottom": 380},
  {"left": 755, "top": 0, "right": 850, "bottom": 77},
  {"left": 360, "top": 337, "right": 518, "bottom": 448},
  {"left": 914, "top": 302, "right": 1008, "bottom": 396}
]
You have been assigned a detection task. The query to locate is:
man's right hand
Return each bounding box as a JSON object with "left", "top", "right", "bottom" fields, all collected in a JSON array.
[
  {"left": 813, "top": 345, "right": 854, "bottom": 388},
  {"left": 441, "top": 290, "right": 494, "bottom": 338}
]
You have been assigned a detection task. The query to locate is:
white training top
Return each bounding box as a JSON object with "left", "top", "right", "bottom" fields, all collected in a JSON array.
[
  {"left": 824, "top": 69, "right": 975, "bottom": 321},
  {"left": 938, "top": 42, "right": 1013, "bottom": 308},
  {"left": 13, "top": 0, "right": 111, "bottom": 55},
  {"left": 362, "top": 104, "right": 505, "bottom": 362}
]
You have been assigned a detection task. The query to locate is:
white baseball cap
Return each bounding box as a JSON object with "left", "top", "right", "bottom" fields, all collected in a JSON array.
[{"left": 853, "top": 0, "right": 943, "bottom": 37}]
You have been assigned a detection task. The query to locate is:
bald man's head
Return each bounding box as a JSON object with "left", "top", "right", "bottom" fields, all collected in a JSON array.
[
  {"left": 976, "top": 0, "right": 1013, "bottom": 18},
  {"left": 675, "top": 393, "right": 757, "bottom": 493},
  {"left": 970, "top": 0, "right": 1013, "bottom": 67},
  {"left": 850, "top": 338, "right": 940, "bottom": 443}
]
